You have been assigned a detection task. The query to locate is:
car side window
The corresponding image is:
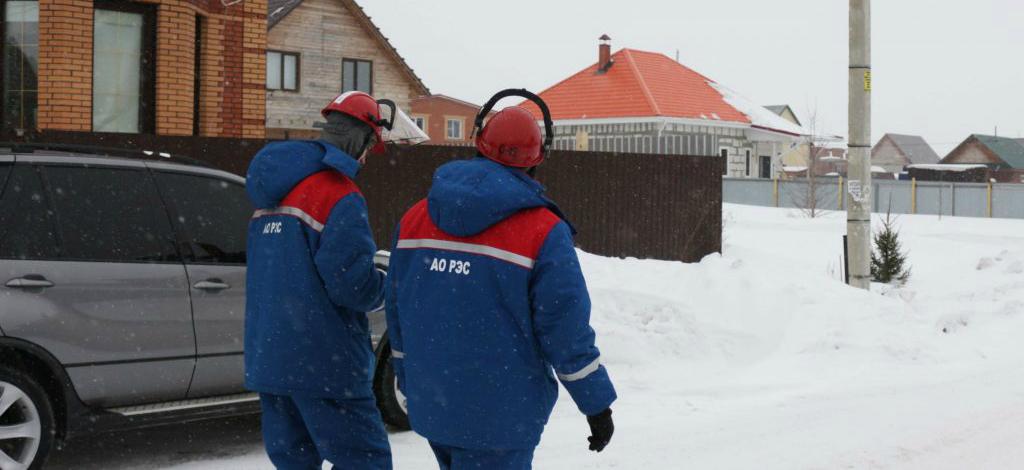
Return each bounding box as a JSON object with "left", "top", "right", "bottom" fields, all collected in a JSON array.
[
  {"left": 155, "top": 171, "right": 250, "bottom": 264},
  {"left": 0, "top": 164, "right": 60, "bottom": 260},
  {"left": 43, "top": 165, "right": 179, "bottom": 263}
]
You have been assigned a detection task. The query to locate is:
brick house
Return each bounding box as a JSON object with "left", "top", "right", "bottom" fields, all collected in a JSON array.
[
  {"left": 518, "top": 36, "right": 808, "bottom": 179},
  {"left": 941, "top": 134, "right": 1024, "bottom": 183},
  {"left": 871, "top": 133, "right": 940, "bottom": 173},
  {"left": 1, "top": 0, "right": 267, "bottom": 139},
  {"left": 265, "top": 0, "right": 429, "bottom": 139},
  {"left": 410, "top": 95, "right": 494, "bottom": 146}
]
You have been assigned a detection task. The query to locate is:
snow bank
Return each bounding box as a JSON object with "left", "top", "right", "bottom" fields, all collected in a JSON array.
[{"left": 85, "top": 204, "right": 1024, "bottom": 470}]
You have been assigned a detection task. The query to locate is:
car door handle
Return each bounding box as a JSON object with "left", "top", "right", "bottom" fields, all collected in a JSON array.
[
  {"left": 193, "top": 279, "right": 230, "bottom": 291},
  {"left": 6, "top": 274, "right": 55, "bottom": 289}
]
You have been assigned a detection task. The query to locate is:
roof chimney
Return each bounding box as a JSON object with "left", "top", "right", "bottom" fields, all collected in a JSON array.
[{"left": 598, "top": 34, "right": 613, "bottom": 73}]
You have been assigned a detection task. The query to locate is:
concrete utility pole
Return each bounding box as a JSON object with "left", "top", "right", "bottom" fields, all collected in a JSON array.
[{"left": 848, "top": 0, "right": 872, "bottom": 289}]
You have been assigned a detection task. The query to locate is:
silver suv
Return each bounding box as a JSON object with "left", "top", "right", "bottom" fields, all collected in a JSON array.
[{"left": 0, "top": 148, "right": 407, "bottom": 470}]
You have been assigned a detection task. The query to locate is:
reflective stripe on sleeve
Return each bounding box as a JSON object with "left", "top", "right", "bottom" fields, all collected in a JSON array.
[
  {"left": 391, "top": 349, "right": 405, "bottom": 359},
  {"left": 557, "top": 357, "right": 601, "bottom": 382},
  {"left": 252, "top": 206, "right": 325, "bottom": 232},
  {"left": 396, "top": 239, "right": 535, "bottom": 269}
]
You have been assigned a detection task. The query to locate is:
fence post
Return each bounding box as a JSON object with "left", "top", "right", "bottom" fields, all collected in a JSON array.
[
  {"left": 911, "top": 178, "right": 917, "bottom": 214},
  {"left": 838, "top": 176, "right": 845, "bottom": 209},
  {"left": 773, "top": 178, "right": 780, "bottom": 207},
  {"left": 987, "top": 181, "right": 993, "bottom": 218}
]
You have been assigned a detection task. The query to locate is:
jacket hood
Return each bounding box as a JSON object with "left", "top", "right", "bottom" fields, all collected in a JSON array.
[
  {"left": 246, "top": 140, "right": 360, "bottom": 209},
  {"left": 427, "top": 157, "right": 558, "bottom": 237}
]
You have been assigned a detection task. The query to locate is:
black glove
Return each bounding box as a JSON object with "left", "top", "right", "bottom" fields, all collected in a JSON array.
[{"left": 586, "top": 408, "right": 614, "bottom": 452}]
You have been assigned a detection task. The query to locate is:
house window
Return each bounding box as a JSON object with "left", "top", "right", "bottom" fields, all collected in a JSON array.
[
  {"left": 446, "top": 118, "right": 463, "bottom": 140},
  {"left": 760, "top": 156, "right": 772, "bottom": 179},
  {"left": 413, "top": 116, "right": 426, "bottom": 130},
  {"left": 342, "top": 58, "right": 372, "bottom": 94},
  {"left": 2, "top": 0, "right": 39, "bottom": 131},
  {"left": 720, "top": 148, "right": 729, "bottom": 175},
  {"left": 745, "top": 150, "right": 751, "bottom": 176},
  {"left": 92, "top": 2, "right": 155, "bottom": 133},
  {"left": 266, "top": 51, "right": 299, "bottom": 91}
]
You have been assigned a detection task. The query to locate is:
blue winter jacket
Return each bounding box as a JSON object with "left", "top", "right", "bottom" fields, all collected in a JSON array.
[
  {"left": 385, "top": 157, "right": 617, "bottom": 449},
  {"left": 244, "top": 140, "right": 385, "bottom": 398}
]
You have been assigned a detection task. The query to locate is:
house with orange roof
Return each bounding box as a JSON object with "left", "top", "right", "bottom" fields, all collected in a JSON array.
[{"left": 519, "top": 36, "right": 808, "bottom": 179}]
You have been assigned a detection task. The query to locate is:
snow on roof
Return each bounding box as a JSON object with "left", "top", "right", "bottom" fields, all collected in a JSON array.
[
  {"left": 783, "top": 166, "right": 808, "bottom": 172},
  {"left": 871, "top": 166, "right": 889, "bottom": 173},
  {"left": 907, "top": 164, "right": 988, "bottom": 172},
  {"left": 707, "top": 82, "right": 809, "bottom": 137}
]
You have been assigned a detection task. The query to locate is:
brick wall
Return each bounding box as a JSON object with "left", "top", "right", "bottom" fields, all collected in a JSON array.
[
  {"left": 32, "top": 0, "right": 266, "bottom": 138},
  {"left": 37, "top": 0, "right": 93, "bottom": 131},
  {"left": 266, "top": 0, "right": 425, "bottom": 133}
]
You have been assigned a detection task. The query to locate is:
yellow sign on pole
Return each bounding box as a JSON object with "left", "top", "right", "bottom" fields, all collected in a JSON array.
[{"left": 864, "top": 70, "right": 872, "bottom": 92}]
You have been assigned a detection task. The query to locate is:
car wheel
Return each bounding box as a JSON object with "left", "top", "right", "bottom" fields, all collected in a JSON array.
[
  {"left": 0, "top": 366, "right": 54, "bottom": 470},
  {"left": 372, "top": 336, "right": 410, "bottom": 431}
]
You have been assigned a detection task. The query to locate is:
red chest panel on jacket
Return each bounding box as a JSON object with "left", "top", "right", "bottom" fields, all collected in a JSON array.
[
  {"left": 397, "top": 199, "right": 561, "bottom": 269},
  {"left": 254, "top": 171, "right": 361, "bottom": 232}
]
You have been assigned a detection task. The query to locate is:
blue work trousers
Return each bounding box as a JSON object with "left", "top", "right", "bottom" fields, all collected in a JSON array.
[
  {"left": 429, "top": 441, "right": 535, "bottom": 470},
  {"left": 260, "top": 393, "right": 392, "bottom": 470}
]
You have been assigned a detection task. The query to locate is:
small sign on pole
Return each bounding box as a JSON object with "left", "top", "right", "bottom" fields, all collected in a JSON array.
[{"left": 848, "top": 179, "right": 869, "bottom": 204}]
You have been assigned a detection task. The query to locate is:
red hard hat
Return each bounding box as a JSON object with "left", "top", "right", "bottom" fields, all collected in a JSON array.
[
  {"left": 476, "top": 106, "right": 545, "bottom": 168},
  {"left": 321, "top": 91, "right": 387, "bottom": 154}
]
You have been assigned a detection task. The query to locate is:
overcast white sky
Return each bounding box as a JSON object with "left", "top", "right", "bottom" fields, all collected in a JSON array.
[{"left": 360, "top": 0, "right": 1022, "bottom": 155}]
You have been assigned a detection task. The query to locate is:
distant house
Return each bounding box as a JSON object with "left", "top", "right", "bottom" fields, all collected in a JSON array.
[
  {"left": 764, "top": 105, "right": 802, "bottom": 127},
  {"left": 781, "top": 146, "right": 848, "bottom": 179},
  {"left": 942, "top": 134, "right": 1024, "bottom": 183},
  {"left": 410, "top": 95, "right": 492, "bottom": 146},
  {"left": 265, "top": 0, "right": 430, "bottom": 139},
  {"left": 871, "top": 134, "right": 940, "bottom": 173},
  {"left": 517, "top": 36, "right": 807, "bottom": 179}
]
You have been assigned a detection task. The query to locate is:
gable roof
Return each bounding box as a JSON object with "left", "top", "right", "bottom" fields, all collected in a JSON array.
[
  {"left": 879, "top": 133, "right": 940, "bottom": 164},
  {"left": 973, "top": 134, "right": 1024, "bottom": 169},
  {"left": 518, "top": 48, "right": 805, "bottom": 136},
  {"left": 268, "top": 0, "right": 429, "bottom": 96},
  {"left": 764, "top": 104, "right": 802, "bottom": 126}
]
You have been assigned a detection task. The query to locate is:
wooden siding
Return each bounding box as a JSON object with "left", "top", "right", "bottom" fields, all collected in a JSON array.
[{"left": 266, "top": 0, "right": 421, "bottom": 130}]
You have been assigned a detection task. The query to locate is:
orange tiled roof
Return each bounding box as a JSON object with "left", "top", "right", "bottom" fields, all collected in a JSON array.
[{"left": 519, "top": 49, "right": 750, "bottom": 124}]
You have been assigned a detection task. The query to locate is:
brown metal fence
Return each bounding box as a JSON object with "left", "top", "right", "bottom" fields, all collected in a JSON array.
[
  {"left": 3, "top": 132, "right": 721, "bottom": 262},
  {"left": 360, "top": 146, "right": 721, "bottom": 263}
]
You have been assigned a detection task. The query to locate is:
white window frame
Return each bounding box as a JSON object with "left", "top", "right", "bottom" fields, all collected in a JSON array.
[{"left": 446, "top": 118, "right": 464, "bottom": 140}]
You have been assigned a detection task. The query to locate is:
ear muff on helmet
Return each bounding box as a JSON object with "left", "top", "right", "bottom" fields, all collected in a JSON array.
[{"left": 471, "top": 89, "right": 554, "bottom": 168}]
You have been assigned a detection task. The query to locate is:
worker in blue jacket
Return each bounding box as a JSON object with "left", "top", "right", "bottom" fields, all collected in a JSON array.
[
  {"left": 384, "top": 90, "right": 617, "bottom": 470},
  {"left": 245, "top": 92, "right": 395, "bottom": 470}
]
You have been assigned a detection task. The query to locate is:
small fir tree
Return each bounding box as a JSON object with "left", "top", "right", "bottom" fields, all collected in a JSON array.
[{"left": 871, "top": 211, "right": 911, "bottom": 284}]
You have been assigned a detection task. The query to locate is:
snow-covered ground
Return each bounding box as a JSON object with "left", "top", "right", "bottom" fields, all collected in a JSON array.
[{"left": 49, "top": 204, "right": 1024, "bottom": 469}]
